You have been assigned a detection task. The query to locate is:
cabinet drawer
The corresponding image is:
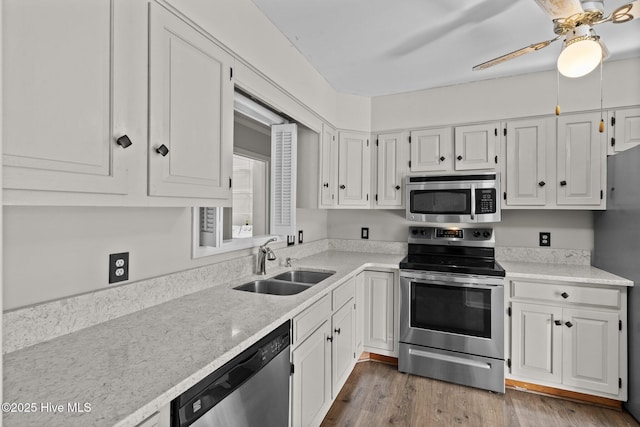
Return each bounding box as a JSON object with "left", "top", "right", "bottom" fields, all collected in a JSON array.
[
  {"left": 511, "top": 280, "right": 620, "bottom": 308},
  {"left": 333, "top": 277, "right": 355, "bottom": 310},
  {"left": 293, "top": 295, "right": 331, "bottom": 345}
]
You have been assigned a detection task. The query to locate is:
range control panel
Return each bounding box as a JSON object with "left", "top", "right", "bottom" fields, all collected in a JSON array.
[{"left": 409, "top": 226, "right": 495, "bottom": 246}]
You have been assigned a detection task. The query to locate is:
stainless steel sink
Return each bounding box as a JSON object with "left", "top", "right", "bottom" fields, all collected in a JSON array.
[
  {"left": 233, "top": 280, "right": 311, "bottom": 296},
  {"left": 233, "top": 270, "right": 335, "bottom": 295},
  {"left": 272, "top": 270, "right": 335, "bottom": 284}
]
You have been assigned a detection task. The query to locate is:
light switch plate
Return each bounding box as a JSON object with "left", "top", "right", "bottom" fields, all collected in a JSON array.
[{"left": 361, "top": 227, "right": 369, "bottom": 239}]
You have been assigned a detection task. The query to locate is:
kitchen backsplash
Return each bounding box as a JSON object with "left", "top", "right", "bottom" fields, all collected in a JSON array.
[
  {"left": 3, "top": 240, "right": 587, "bottom": 354},
  {"left": 495, "top": 247, "right": 590, "bottom": 265}
]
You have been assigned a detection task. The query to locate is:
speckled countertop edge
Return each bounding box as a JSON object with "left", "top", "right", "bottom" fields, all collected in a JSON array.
[{"left": 500, "top": 260, "right": 634, "bottom": 286}]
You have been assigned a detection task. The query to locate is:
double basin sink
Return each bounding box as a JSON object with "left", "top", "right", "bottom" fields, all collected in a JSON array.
[{"left": 234, "top": 270, "right": 335, "bottom": 296}]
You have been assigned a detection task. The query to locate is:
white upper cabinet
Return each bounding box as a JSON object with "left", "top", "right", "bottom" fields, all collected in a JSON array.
[
  {"left": 148, "top": 2, "right": 234, "bottom": 200},
  {"left": 337, "top": 131, "right": 371, "bottom": 208},
  {"left": 609, "top": 107, "right": 640, "bottom": 153},
  {"left": 409, "top": 128, "right": 452, "bottom": 172},
  {"left": 454, "top": 122, "right": 499, "bottom": 171},
  {"left": 557, "top": 112, "right": 605, "bottom": 207},
  {"left": 504, "top": 118, "right": 554, "bottom": 206},
  {"left": 375, "top": 132, "right": 408, "bottom": 208},
  {"left": 319, "top": 124, "right": 338, "bottom": 208},
  {"left": 3, "top": 0, "right": 130, "bottom": 197}
]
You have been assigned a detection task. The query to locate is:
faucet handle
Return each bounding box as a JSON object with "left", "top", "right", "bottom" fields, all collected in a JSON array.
[{"left": 266, "top": 248, "right": 277, "bottom": 261}]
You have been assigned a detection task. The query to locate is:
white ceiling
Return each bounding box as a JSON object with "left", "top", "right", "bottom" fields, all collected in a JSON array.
[{"left": 250, "top": 0, "right": 640, "bottom": 96}]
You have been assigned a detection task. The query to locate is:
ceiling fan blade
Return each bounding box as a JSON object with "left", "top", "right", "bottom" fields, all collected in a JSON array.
[
  {"left": 533, "top": 0, "right": 584, "bottom": 20},
  {"left": 605, "top": 0, "right": 640, "bottom": 23},
  {"left": 472, "top": 35, "right": 562, "bottom": 71}
]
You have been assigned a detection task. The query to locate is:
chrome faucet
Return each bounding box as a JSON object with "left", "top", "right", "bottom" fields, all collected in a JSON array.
[{"left": 257, "top": 237, "right": 278, "bottom": 275}]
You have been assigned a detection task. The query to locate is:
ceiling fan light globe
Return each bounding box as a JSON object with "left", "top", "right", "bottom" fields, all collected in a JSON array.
[{"left": 557, "top": 37, "right": 602, "bottom": 78}]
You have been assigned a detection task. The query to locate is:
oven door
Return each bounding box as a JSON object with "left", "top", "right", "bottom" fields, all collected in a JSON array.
[{"left": 400, "top": 270, "right": 504, "bottom": 360}]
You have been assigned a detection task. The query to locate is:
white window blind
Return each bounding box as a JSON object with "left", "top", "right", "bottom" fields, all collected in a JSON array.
[
  {"left": 199, "top": 207, "right": 221, "bottom": 247},
  {"left": 270, "top": 123, "right": 297, "bottom": 236}
]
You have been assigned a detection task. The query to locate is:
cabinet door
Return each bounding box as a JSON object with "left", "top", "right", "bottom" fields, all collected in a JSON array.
[
  {"left": 331, "top": 300, "right": 356, "bottom": 398},
  {"left": 562, "top": 308, "right": 619, "bottom": 395},
  {"left": 3, "top": 0, "right": 128, "bottom": 195},
  {"left": 612, "top": 108, "right": 640, "bottom": 152},
  {"left": 319, "top": 124, "right": 337, "bottom": 208},
  {"left": 505, "top": 118, "right": 553, "bottom": 206},
  {"left": 557, "top": 113, "right": 604, "bottom": 206},
  {"left": 291, "top": 321, "right": 332, "bottom": 427},
  {"left": 376, "top": 132, "right": 407, "bottom": 208},
  {"left": 337, "top": 131, "right": 371, "bottom": 207},
  {"left": 409, "top": 128, "right": 452, "bottom": 172},
  {"left": 511, "top": 302, "right": 563, "bottom": 384},
  {"left": 148, "top": 3, "right": 233, "bottom": 199},
  {"left": 364, "top": 271, "right": 395, "bottom": 352},
  {"left": 454, "top": 122, "right": 498, "bottom": 171}
]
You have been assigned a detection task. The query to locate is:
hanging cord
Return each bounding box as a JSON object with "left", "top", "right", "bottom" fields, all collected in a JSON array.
[
  {"left": 599, "top": 58, "right": 605, "bottom": 133},
  {"left": 555, "top": 68, "right": 561, "bottom": 116}
]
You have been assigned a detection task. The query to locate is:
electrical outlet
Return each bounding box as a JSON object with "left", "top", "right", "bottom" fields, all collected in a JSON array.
[
  {"left": 361, "top": 227, "right": 369, "bottom": 239},
  {"left": 298, "top": 230, "right": 304, "bottom": 244},
  {"left": 109, "top": 252, "right": 129, "bottom": 284},
  {"left": 287, "top": 235, "right": 295, "bottom": 246},
  {"left": 539, "top": 232, "right": 551, "bottom": 247}
]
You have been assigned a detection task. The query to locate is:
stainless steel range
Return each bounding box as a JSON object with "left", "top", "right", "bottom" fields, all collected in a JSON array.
[{"left": 398, "top": 226, "right": 506, "bottom": 393}]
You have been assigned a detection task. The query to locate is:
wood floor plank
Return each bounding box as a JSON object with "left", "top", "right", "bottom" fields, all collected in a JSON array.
[{"left": 321, "top": 361, "right": 640, "bottom": 427}]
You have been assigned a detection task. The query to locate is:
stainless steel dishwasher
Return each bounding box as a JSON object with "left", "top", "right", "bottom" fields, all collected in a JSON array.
[{"left": 171, "top": 321, "right": 291, "bottom": 427}]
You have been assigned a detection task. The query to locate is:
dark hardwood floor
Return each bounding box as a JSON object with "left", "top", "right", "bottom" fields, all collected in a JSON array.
[{"left": 321, "top": 361, "right": 640, "bottom": 427}]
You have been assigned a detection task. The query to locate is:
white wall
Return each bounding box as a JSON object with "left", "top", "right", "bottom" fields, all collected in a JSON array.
[
  {"left": 165, "top": 0, "right": 371, "bottom": 131},
  {"left": 371, "top": 58, "right": 640, "bottom": 131},
  {"left": 2, "top": 206, "right": 328, "bottom": 310},
  {"left": 327, "top": 209, "right": 593, "bottom": 250}
]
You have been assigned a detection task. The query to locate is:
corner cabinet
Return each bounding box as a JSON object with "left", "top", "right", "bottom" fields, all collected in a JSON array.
[
  {"left": 148, "top": 2, "right": 234, "bottom": 200},
  {"left": 319, "top": 124, "right": 338, "bottom": 208},
  {"left": 363, "top": 270, "right": 398, "bottom": 357},
  {"left": 3, "top": 0, "right": 132, "bottom": 197},
  {"left": 507, "top": 279, "right": 627, "bottom": 401}
]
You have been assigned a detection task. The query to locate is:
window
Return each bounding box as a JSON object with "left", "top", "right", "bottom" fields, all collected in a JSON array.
[{"left": 193, "top": 91, "right": 297, "bottom": 257}]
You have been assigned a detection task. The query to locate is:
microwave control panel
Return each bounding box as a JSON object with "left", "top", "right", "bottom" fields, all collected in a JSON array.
[{"left": 475, "top": 188, "right": 496, "bottom": 214}]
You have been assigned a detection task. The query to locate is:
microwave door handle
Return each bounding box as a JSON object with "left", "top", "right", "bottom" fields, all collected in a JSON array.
[{"left": 470, "top": 185, "right": 476, "bottom": 221}]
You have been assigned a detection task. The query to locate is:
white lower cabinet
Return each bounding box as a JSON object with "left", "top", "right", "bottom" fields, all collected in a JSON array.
[
  {"left": 290, "top": 277, "right": 358, "bottom": 427},
  {"left": 291, "top": 321, "right": 332, "bottom": 427},
  {"left": 331, "top": 300, "right": 356, "bottom": 397},
  {"left": 508, "top": 279, "right": 627, "bottom": 400},
  {"left": 363, "top": 270, "right": 397, "bottom": 356}
]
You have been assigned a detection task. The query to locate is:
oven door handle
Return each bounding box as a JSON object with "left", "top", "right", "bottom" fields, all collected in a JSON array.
[
  {"left": 470, "top": 184, "right": 476, "bottom": 221},
  {"left": 402, "top": 277, "right": 502, "bottom": 291}
]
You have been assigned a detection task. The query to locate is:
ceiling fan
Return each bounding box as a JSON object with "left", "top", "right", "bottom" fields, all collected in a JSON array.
[{"left": 473, "top": 0, "right": 640, "bottom": 77}]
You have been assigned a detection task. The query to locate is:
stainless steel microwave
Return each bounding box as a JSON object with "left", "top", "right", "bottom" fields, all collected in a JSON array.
[{"left": 406, "top": 173, "right": 501, "bottom": 223}]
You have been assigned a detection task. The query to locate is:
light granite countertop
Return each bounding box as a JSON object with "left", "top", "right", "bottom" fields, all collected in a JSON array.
[
  {"left": 2, "top": 250, "right": 404, "bottom": 427},
  {"left": 4, "top": 251, "right": 633, "bottom": 427},
  {"left": 500, "top": 261, "right": 634, "bottom": 287}
]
